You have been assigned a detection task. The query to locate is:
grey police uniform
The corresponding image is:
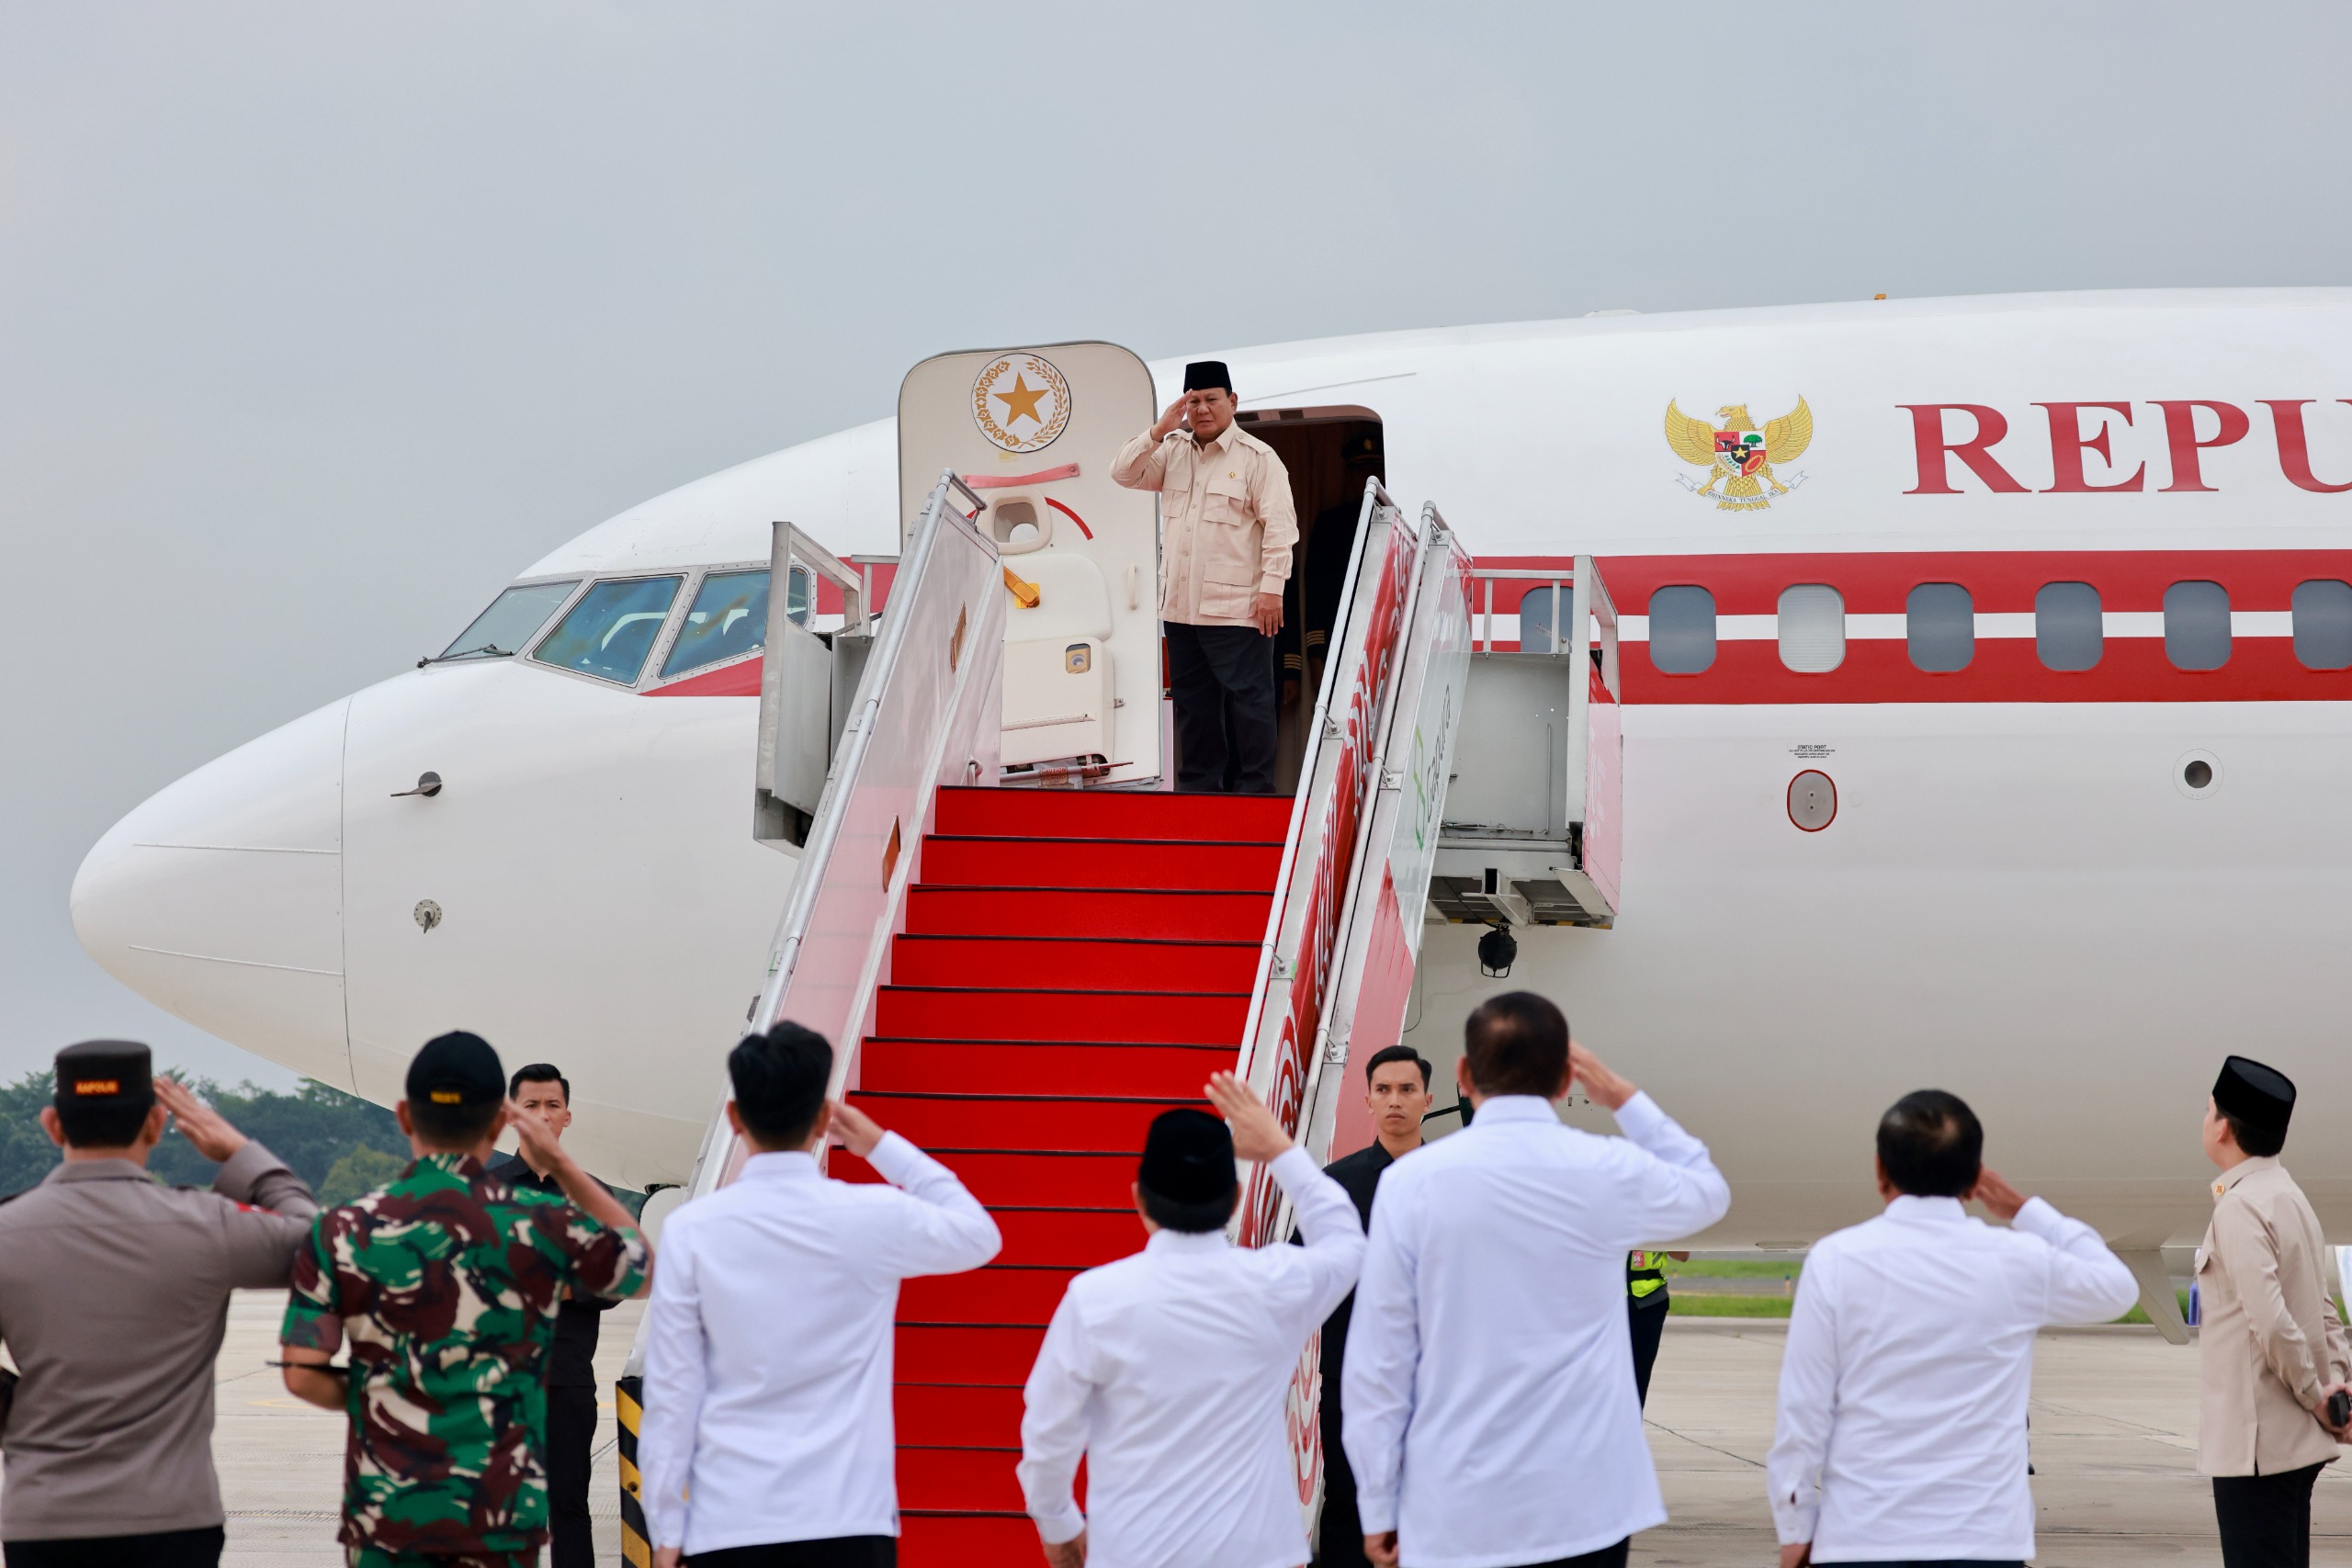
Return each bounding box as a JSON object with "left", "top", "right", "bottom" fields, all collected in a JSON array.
[{"left": 0, "top": 1141, "right": 317, "bottom": 1546}]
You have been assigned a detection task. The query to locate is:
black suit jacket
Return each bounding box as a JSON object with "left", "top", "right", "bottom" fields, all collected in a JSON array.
[{"left": 1299, "top": 1141, "right": 1396, "bottom": 1390}]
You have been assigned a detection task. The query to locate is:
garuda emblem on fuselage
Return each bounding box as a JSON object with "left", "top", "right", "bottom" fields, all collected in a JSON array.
[{"left": 1666, "top": 397, "right": 1813, "bottom": 511}]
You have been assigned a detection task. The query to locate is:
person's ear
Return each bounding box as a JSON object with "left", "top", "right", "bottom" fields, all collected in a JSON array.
[
  {"left": 395, "top": 1100, "right": 414, "bottom": 1137},
  {"left": 724, "top": 1100, "right": 745, "bottom": 1140},
  {"left": 1454, "top": 1055, "right": 1478, "bottom": 1106},
  {"left": 141, "top": 1102, "right": 169, "bottom": 1145},
  {"left": 805, "top": 1100, "right": 835, "bottom": 1152},
  {"left": 39, "top": 1106, "right": 64, "bottom": 1150},
  {"left": 1132, "top": 1180, "right": 1157, "bottom": 1234}
]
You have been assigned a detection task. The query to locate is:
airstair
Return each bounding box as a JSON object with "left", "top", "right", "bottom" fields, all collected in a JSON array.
[{"left": 617, "top": 344, "right": 1622, "bottom": 1566}]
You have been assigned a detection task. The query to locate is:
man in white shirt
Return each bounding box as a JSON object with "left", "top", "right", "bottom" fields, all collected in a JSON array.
[
  {"left": 1764, "top": 1089, "right": 2139, "bottom": 1568},
  {"left": 1344, "top": 991, "right": 1730, "bottom": 1568},
  {"left": 639, "top": 1021, "right": 1002, "bottom": 1568},
  {"left": 1018, "top": 1070, "right": 1364, "bottom": 1568}
]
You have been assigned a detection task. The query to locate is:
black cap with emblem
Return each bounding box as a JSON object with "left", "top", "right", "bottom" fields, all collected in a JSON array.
[
  {"left": 1137, "top": 1107, "right": 1236, "bottom": 1204},
  {"left": 2213, "top": 1055, "right": 2296, "bottom": 1143},
  {"left": 53, "top": 1039, "right": 153, "bottom": 1110},
  {"left": 1182, "top": 360, "right": 1233, "bottom": 396},
  {"left": 407, "top": 1031, "right": 506, "bottom": 1110}
]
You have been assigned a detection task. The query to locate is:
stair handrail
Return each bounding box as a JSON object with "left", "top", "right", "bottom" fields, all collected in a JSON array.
[
  {"left": 681, "top": 470, "right": 1001, "bottom": 1201},
  {"left": 1231, "top": 479, "right": 1423, "bottom": 1245}
]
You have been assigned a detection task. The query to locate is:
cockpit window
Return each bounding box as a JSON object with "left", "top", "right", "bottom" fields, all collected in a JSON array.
[
  {"left": 661, "top": 570, "right": 771, "bottom": 679},
  {"left": 531, "top": 576, "right": 682, "bottom": 684},
  {"left": 439, "top": 581, "right": 579, "bottom": 661}
]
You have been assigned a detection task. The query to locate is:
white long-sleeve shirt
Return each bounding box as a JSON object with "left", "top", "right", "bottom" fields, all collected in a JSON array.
[
  {"left": 1764, "top": 1193, "right": 2138, "bottom": 1562},
  {"left": 1342, "top": 1093, "right": 1729, "bottom": 1568},
  {"left": 1018, "top": 1146, "right": 1363, "bottom": 1568},
  {"left": 639, "top": 1134, "right": 1001, "bottom": 1555}
]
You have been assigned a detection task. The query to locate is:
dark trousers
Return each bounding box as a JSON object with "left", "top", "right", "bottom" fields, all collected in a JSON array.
[
  {"left": 1510, "top": 1540, "right": 1629, "bottom": 1568},
  {"left": 1833, "top": 1562, "right": 2024, "bottom": 1567},
  {"left": 546, "top": 1382, "right": 596, "bottom": 1568},
  {"left": 2214, "top": 1462, "right": 2324, "bottom": 1568},
  {"left": 6, "top": 1529, "right": 224, "bottom": 1568},
  {"left": 1629, "top": 1293, "right": 1667, "bottom": 1407},
  {"left": 687, "top": 1540, "right": 895, "bottom": 1568},
  {"left": 1165, "top": 621, "right": 1278, "bottom": 794},
  {"left": 1317, "top": 1376, "right": 1369, "bottom": 1568}
]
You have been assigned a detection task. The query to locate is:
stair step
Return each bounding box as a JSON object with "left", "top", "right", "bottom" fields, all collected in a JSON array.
[
  {"left": 922, "top": 836, "right": 1282, "bottom": 892},
  {"left": 898, "top": 1324, "right": 1047, "bottom": 1385},
  {"left": 875, "top": 987, "right": 1247, "bottom": 1044},
  {"left": 894, "top": 1382, "right": 1024, "bottom": 1449},
  {"left": 899, "top": 1266, "right": 1079, "bottom": 1325},
  {"left": 899, "top": 1512, "right": 1039, "bottom": 1564},
  {"left": 850, "top": 1092, "right": 1199, "bottom": 1152},
  {"left": 989, "top": 1207, "right": 1142, "bottom": 1267},
  {"left": 862, "top": 1039, "right": 1231, "bottom": 1099},
  {"left": 897, "top": 1447, "right": 1026, "bottom": 1513},
  {"left": 935, "top": 785, "right": 1292, "bottom": 842},
  {"left": 889, "top": 934, "right": 1261, "bottom": 991},
  {"left": 905, "top": 886, "right": 1273, "bottom": 941},
  {"left": 835, "top": 1148, "right": 1137, "bottom": 1208}
]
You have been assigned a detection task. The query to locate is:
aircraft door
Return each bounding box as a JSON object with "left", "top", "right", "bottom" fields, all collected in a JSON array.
[{"left": 899, "top": 343, "right": 1161, "bottom": 785}]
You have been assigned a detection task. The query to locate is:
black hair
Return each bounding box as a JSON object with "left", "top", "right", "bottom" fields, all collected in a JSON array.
[
  {"left": 2221, "top": 1108, "right": 2287, "bottom": 1159},
  {"left": 55, "top": 1096, "right": 154, "bottom": 1150},
  {"left": 1366, "top": 1043, "right": 1432, "bottom": 1089},
  {"left": 730, "top": 1022, "right": 832, "bottom": 1148},
  {"left": 410, "top": 1098, "right": 503, "bottom": 1147},
  {"left": 1141, "top": 1184, "right": 1238, "bottom": 1235},
  {"left": 509, "top": 1064, "right": 571, "bottom": 1104},
  {"left": 1876, "top": 1089, "right": 1984, "bottom": 1198},
  {"left": 1463, "top": 992, "right": 1569, "bottom": 1098}
]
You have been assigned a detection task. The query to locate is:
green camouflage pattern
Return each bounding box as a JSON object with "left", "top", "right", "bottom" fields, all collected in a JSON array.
[
  {"left": 283, "top": 1152, "right": 649, "bottom": 1555},
  {"left": 346, "top": 1547, "right": 535, "bottom": 1568}
]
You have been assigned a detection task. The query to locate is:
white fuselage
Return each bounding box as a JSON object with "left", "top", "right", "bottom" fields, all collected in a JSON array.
[{"left": 74, "top": 289, "right": 2352, "bottom": 1238}]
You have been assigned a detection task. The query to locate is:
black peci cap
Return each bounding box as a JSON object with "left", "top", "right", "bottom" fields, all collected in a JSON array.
[
  {"left": 1138, "top": 1107, "right": 1236, "bottom": 1204},
  {"left": 1182, "top": 360, "right": 1233, "bottom": 396},
  {"left": 407, "top": 1031, "right": 506, "bottom": 1110},
  {"left": 2214, "top": 1055, "right": 2295, "bottom": 1142},
  {"left": 54, "top": 1040, "right": 153, "bottom": 1107}
]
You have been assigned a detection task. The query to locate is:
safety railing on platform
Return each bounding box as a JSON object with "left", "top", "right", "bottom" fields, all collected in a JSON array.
[{"left": 682, "top": 472, "right": 1004, "bottom": 1202}]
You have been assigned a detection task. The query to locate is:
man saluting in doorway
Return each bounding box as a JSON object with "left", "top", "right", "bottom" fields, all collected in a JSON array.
[{"left": 1114, "top": 360, "right": 1298, "bottom": 794}]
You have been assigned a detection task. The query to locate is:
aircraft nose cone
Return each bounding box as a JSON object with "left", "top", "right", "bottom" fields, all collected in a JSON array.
[{"left": 72, "top": 699, "right": 352, "bottom": 1086}]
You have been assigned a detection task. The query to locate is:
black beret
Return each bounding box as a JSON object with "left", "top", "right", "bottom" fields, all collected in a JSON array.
[
  {"left": 408, "top": 1031, "right": 506, "bottom": 1110},
  {"left": 1182, "top": 360, "right": 1233, "bottom": 396},
  {"left": 2214, "top": 1055, "right": 2295, "bottom": 1141},
  {"left": 54, "top": 1040, "right": 153, "bottom": 1107},
  {"left": 1138, "top": 1107, "right": 1235, "bottom": 1204}
]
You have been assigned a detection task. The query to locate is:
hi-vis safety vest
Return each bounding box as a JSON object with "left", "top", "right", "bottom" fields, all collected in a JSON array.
[{"left": 1628, "top": 1251, "right": 1668, "bottom": 1302}]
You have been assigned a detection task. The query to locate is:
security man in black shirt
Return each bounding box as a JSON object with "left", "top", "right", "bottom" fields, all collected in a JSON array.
[
  {"left": 1304, "top": 1044, "right": 1435, "bottom": 1568},
  {"left": 487, "top": 1063, "right": 619, "bottom": 1568}
]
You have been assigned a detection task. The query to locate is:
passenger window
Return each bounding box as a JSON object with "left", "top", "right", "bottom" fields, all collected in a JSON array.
[
  {"left": 2292, "top": 580, "right": 2352, "bottom": 671},
  {"left": 439, "top": 581, "right": 578, "bottom": 661},
  {"left": 2035, "top": 581, "right": 2102, "bottom": 671},
  {"left": 662, "top": 570, "right": 772, "bottom": 679},
  {"left": 1646, "top": 585, "right": 1715, "bottom": 673},
  {"left": 1907, "top": 583, "right": 1974, "bottom": 672},
  {"left": 532, "top": 576, "right": 682, "bottom": 684},
  {"left": 1778, "top": 585, "right": 1845, "bottom": 672},
  {"left": 1517, "top": 584, "right": 1570, "bottom": 652},
  {"left": 2164, "top": 581, "right": 2230, "bottom": 671}
]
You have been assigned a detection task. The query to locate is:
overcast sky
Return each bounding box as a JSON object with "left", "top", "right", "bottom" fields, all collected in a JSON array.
[{"left": 4, "top": 3, "right": 2346, "bottom": 1089}]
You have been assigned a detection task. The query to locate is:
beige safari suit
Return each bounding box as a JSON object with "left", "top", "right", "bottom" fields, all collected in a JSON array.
[
  {"left": 0, "top": 1143, "right": 317, "bottom": 1540},
  {"left": 2196, "top": 1156, "right": 2350, "bottom": 1476},
  {"left": 1112, "top": 423, "right": 1297, "bottom": 626}
]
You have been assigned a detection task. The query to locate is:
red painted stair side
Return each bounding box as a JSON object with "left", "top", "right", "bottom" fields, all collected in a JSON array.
[{"left": 863, "top": 788, "right": 1287, "bottom": 1567}]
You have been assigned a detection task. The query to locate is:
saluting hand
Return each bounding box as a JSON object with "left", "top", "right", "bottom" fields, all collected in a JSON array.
[
  {"left": 1566, "top": 1042, "right": 1636, "bottom": 1112},
  {"left": 1968, "top": 1167, "right": 2028, "bottom": 1224},
  {"left": 157, "top": 1077, "right": 247, "bottom": 1162},
  {"left": 1151, "top": 398, "right": 1190, "bottom": 441},
  {"left": 1206, "top": 1072, "right": 1291, "bottom": 1164},
  {"left": 829, "top": 1100, "right": 887, "bottom": 1159}
]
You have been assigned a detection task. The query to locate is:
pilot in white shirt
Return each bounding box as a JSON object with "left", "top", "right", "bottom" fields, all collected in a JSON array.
[
  {"left": 1019, "top": 1072, "right": 1364, "bottom": 1568},
  {"left": 1764, "top": 1089, "right": 2138, "bottom": 1568},
  {"left": 639, "top": 1022, "right": 1001, "bottom": 1568},
  {"left": 1343, "top": 992, "right": 1731, "bottom": 1568}
]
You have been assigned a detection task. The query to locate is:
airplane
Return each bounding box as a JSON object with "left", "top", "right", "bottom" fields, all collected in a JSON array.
[{"left": 70, "top": 287, "right": 2352, "bottom": 1282}]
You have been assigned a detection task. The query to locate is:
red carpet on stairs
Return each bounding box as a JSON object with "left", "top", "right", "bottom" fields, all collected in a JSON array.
[{"left": 834, "top": 784, "right": 1290, "bottom": 1565}]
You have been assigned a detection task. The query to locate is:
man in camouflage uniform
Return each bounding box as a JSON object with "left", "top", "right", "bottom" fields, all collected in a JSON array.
[{"left": 280, "top": 1032, "right": 651, "bottom": 1568}]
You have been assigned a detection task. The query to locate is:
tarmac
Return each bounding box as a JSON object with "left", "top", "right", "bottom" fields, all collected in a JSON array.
[{"left": 175, "top": 1295, "right": 2352, "bottom": 1564}]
